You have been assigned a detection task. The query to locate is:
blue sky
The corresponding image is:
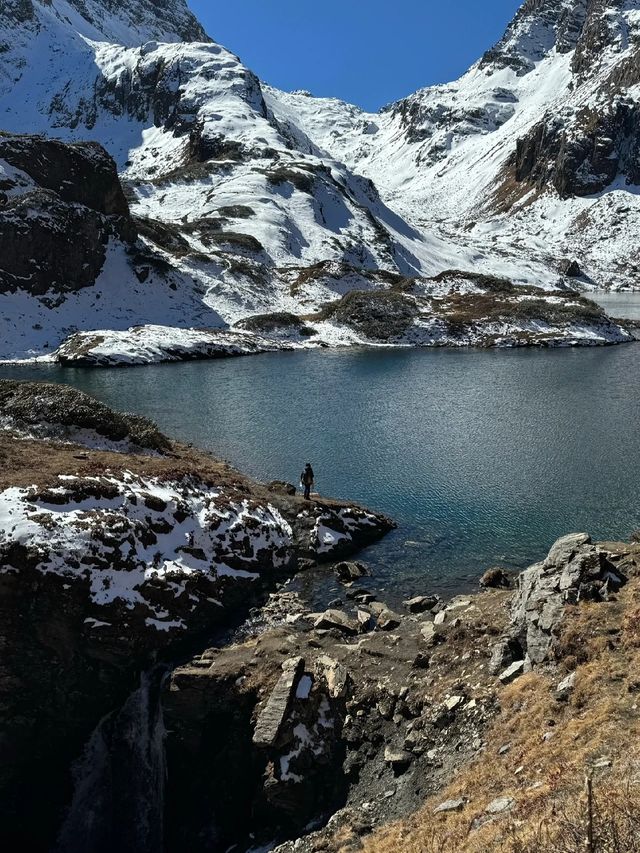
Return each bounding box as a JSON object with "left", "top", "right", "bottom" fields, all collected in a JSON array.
[{"left": 189, "top": 1, "right": 523, "bottom": 111}]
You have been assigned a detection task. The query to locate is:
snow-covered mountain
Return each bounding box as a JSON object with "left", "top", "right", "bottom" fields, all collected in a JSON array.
[
  {"left": 0, "top": 0, "right": 638, "bottom": 359},
  {"left": 281, "top": 0, "right": 640, "bottom": 290}
]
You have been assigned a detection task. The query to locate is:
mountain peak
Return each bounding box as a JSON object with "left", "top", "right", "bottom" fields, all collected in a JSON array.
[{"left": 3, "top": 0, "right": 210, "bottom": 46}]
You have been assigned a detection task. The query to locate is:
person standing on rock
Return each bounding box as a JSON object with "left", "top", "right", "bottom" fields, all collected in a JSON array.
[{"left": 301, "top": 463, "right": 315, "bottom": 500}]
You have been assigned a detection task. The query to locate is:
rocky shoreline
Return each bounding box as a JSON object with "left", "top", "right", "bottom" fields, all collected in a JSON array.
[
  {"left": 1, "top": 380, "right": 639, "bottom": 852},
  {"left": 0, "top": 380, "right": 393, "bottom": 849}
]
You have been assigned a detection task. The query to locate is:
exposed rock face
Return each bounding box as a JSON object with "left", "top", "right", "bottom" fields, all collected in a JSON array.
[
  {"left": 161, "top": 591, "right": 507, "bottom": 853},
  {"left": 514, "top": 100, "right": 640, "bottom": 198},
  {"left": 493, "top": 533, "right": 628, "bottom": 669},
  {"left": 0, "top": 134, "right": 130, "bottom": 216},
  {"left": 0, "top": 134, "right": 136, "bottom": 295},
  {"left": 0, "top": 0, "right": 209, "bottom": 47}
]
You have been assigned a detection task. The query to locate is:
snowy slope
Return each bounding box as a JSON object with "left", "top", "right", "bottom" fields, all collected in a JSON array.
[
  {"left": 0, "top": 0, "right": 638, "bottom": 360},
  {"left": 0, "top": 0, "right": 469, "bottom": 344},
  {"left": 272, "top": 0, "right": 640, "bottom": 290}
]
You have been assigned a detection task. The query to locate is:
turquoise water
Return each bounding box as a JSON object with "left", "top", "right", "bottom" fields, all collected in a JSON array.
[{"left": 3, "top": 339, "right": 640, "bottom": 602}]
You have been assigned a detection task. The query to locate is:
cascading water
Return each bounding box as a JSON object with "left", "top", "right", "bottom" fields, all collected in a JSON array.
[{"left": 53, "top": 669, "right": 167, "bottom": 853}]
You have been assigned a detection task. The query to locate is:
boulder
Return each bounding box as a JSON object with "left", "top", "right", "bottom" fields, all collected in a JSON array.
[
  {"left": 445, "top": 695, "right": 465, "bottom": 712},
  {"left": 421, "top": 622, "right": 438, "bottom": 646},
  {"left": 253, "top": 657, "right": 305, "bottom": 747},
  {"left": 268, "top": 481, "right": 297, "bottom": 497},
  {"left": 499, "top": 534, "right": 627, "bottom": 666},
  {"left": 489, "top": 637, "right": 524, "bottom": 676},
  {"left": 559, "top": 259, "right": 582, "bottom": 278},
  {"left": 434, "top": 798, "right": 466, "bottom": 814},
  {"left": 555, "top": 671, "right": 576, "bottom": 700},
  {"left": 485, "top": 796, "right": 515, "bottom": 815},
  {"left": 315, "top": 656, "right": 350, "bottom": 699},
  {"left": 313, "top": 609, "right": 359, "bottom": 636},
  {"left": 498, "top": 660, "right": 525, "bottom": 685},
  {"left": 356, "top": 609, "right": 372, "bottom": 630},
  {"left": 376, "top": 610, "right": 402, "bottom": 632},
  {"left": 334, "top": 561, "right": 369, "bottom": 583},
  {"left": 403, "top": 595, "right": 439, "bottom": 613},
  {"left": 384, "top": 747, "right": 413, "bottom": 771},
  {"left": 480, "top": 568, "right": 512, "bottom": 589}
]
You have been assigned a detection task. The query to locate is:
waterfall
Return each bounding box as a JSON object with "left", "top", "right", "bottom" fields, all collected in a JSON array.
[{"left": 53, "top": 669, "right": 167, "bottom": 853}]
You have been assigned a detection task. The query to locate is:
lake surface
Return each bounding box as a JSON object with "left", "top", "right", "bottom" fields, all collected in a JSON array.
[
  {"left": 3, "top": 331, "right": 640, "bottom": 603},
  {"left": 592, "top": 290, "right": 640, "bottom": 320}
]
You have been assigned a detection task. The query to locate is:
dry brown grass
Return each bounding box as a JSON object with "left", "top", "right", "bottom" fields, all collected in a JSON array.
[{"left": 361, "top": 580, "right": 640, "bottom": 853}]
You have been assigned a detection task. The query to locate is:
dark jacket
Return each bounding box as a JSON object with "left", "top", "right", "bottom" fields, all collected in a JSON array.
[{"left": 301, "top": 466, "right": 314, "bottom": 485}]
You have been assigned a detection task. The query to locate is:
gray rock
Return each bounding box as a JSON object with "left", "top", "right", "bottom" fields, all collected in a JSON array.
[
  {"left": 334, "top": 561, "right": 369, "bottom": 583},
  {"left": 555, "top": 671, "right": 576, "bottom": 699},
  {"left": 480, "top": 567, "right": 512, "bottom": 589},
  {"left": 544, "top": 532, "right": 591, "bottom": 569},
  {"left": 403, "top": 595, "right": 439, "bottom": 613},
  {"left": 504, "top": 534, "right": 626, "bottom": 667},
  {"left": 253, "top": 657, "right": 304, "bottom": 747},
  {"left": 485, "top": 796, "right": 515, "bottom": 814},
  {"left": 356, "top": 609, "right": 372, "bottom": 630},
  {"left": 447, "top": 598, "right": 472, "bottom": 611},
  {"left": 376, "top": 610, "right": 402, "bottom": 632},
  {"left": 316, "top": 655, "right": 350, "bottom": 699},
  {"left": 445, "top": 695, "right": 465, "bottom": 712},
  {"left": 498, "top": 660, "right": 525, "bottom": 684},
  {"left": 313, "top": 609, "right": 359, "bottom": 636},
  {"left": 384, "top": 747, "right": 413, "bottom": 769},
  {"left": 559, "top": 259, "right": 582, "bottom": 278},
  {"left": 489, "top": 637, "right": 523, "bottom": 676},
  {"left": 421, "top": 622, "right": 437, "bottom": 645},
  {"left": 434, "top": 798, "right": 466, "bottom": 814},
  {"left": 434, "top": 611, "right": 447, "bottom": 626}
]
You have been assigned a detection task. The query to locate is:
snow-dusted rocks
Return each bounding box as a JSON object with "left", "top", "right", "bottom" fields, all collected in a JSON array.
[
  {"left": 0, "top": 473, "right": 297, "bottom": 633},
  {"left": 0, "top": 378, "right": 169, "bottom": 451},
  {"left": 0, "top": 379, "right": 393, "bottom": 845},
  {"left": 52, "top": 324, "right": 292, "bottom": 366}
]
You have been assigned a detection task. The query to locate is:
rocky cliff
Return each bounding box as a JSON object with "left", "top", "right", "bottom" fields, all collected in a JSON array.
[{"left": 0, "top": 380, "right": 392, "bottom": 850}]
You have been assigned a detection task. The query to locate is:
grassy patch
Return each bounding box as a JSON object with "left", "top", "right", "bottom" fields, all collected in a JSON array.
[
  {"left": 234, "top": 312, "right": 316, "bottom": 336},
  {"left": 310, "top": 290, "right": 418, "bottom": 341}
]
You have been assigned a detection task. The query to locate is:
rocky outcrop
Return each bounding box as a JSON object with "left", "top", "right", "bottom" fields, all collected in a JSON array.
[
  {"left": 0, "top": 133, "right": 131, "bottom": 216},
  {"left": 312, "top": 275, "right": 632, "bottom": 348},
  {"left": 0, "top": 379, "right": 169, "bottom": 450},
  {"left": 0, "top": 134, "right": 137, "bottom": 295},
  {"left": 514, "top": 101, "right": 640, "bottom": 198},
  {"left": 161, "top": 589, "right": 508, "bottom": 852},
  {"left": 0, "top": 0, "right": 209, "bottom": 46},
  {"left": 491, "top": 533, "right": 628, "bottom": 672},
  {"left": 52, "top": 325, "right": 294, "bottom": 366},
  {"left": 0, "top": 381, "right": 393, "bottom": 850}
]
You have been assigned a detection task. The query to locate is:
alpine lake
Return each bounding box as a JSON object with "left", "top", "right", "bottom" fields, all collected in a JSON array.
[{"left": 3, "top": 292, "right": 640, "bottom": 606}]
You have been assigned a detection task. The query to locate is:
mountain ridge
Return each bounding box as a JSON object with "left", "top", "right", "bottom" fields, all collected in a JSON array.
[{"left": 0, "top": 0, "right": 638, "bottom": 359}]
